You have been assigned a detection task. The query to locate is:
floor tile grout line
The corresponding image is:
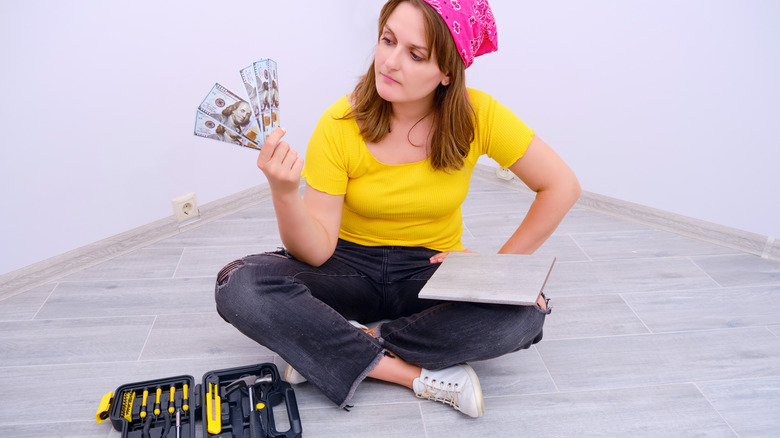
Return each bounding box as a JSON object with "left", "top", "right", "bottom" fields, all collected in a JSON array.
[
  {"left": 532, "top": 345, "right": 560, "bottom": 393},
  {"left": 618, "top": 293, "right": 654, "bottom": 334},
  {"left": 687, "top": 256, "right": 726, "bottom": 288},
  {"left": 136, "top": 315, "right": 157, "bottom": 362},
  {"left": 567, "top": 233, "right": 594, "bottom": 262},
  {"left": 418, "top": 401, "right": 429, "bottom": 438},
  {"left": 692, "top": 381, "right": 741, "bottom": 438},
  {"left": 170, "top": 247, "right": 187, "bottom": 279},
  {"left": 29, "top": 282, "right": 59, "bottom": 321}
]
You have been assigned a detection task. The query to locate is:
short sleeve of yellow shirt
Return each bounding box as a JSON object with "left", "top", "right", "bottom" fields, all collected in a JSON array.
[{"left": 301, "top": 88, "right": 534, "bottom": 251}]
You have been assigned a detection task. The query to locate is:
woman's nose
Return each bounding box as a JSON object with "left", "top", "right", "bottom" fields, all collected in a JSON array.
[{"left": 384, "top": 48, "right": 402, "bottom": 70}]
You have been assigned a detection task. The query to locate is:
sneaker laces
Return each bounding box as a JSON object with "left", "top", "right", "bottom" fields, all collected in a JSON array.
[{"left": 415, "top": 377, "right": 460, "bottom": 409}]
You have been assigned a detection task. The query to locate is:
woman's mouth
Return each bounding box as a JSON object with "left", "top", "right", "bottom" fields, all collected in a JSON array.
[{"left": 380, "top": 73, "right": 399, "bottom": 84}]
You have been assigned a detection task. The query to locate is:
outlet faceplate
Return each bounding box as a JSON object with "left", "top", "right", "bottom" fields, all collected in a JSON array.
[{"left": 172, "top": 192, "right": 200, "bottom": 223}]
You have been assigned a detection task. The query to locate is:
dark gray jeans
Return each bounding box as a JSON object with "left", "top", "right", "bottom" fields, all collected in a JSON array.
[{"left": 215, "top": 239, "right": 550, "bottom": 408}]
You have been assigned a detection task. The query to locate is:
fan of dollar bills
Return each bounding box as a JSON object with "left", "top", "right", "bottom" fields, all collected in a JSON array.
[{"left": 194, "top": 59, "right": 280, "bottom": 150}]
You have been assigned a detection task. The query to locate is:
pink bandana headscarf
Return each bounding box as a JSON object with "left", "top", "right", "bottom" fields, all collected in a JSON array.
[{"left": 422, "top": 0, "right": 498, "bottom": 68}]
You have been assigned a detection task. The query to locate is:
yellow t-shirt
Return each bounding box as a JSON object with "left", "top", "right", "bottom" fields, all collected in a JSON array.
[{"left": 301, "top": 88, "right": 534, "bottom": 251}]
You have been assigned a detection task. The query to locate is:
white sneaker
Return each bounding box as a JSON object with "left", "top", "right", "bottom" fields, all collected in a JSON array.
[
  {"left": 413, "top": 364, "right": 485, "bottom": 418},
  {"left": 284, "top": 320, "right": 369, "bottom": 384}
]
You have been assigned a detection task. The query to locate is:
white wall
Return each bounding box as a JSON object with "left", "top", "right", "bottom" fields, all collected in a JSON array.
[{"left": 1, "top": 0, "right": 778, "bottom": 274}]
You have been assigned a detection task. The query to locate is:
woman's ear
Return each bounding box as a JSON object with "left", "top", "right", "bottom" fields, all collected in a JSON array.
[{"left": 441, "top": 75, "right": 451, "bottom": 86}]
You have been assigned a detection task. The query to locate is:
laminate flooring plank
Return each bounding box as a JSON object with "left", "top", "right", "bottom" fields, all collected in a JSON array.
[
  {"left": 147, "top": 218, "right": 280, "bottom": 248},
  {"left": 542, "top": 294, "right": 650, "bottom": 340},
  {"left": 470, "top": 347, "right": 558, "bottom": 397},
  {"left": 34, "top": 277, "right": 216, "bottom": 319},
  {"left": 299, "top": 403, "right": 426, "bottom": 438},
  {"left": 461, "top": 189, "right": 534, "bottom": 215},
  {"left": 698, "top": 376, "right": 780, "bottom": 438},
  {"left": 571, "top": 229, "right": 740, "bottom": 260},
  {"left": 460, "top": 234, "right": 590, "bottom": 262},
  {"left": 553, "top": 209, "right": 654, "bottom": 234},
  {"left": 420, "top": 384, "right": 735, "bottom": 437},
  {"left": 536, "top": 327, "right": 780, "bottom": 392},
  {"left": 623, "top": 285, "right": 780, "bottom": 332},
  {"left": 217, "top": 202, "right": 278, "bottom": 221},
  {"left": 0, "top": 421, "right": 117, "bottom": 438},
  {"left": 544, "top": 258, "right": 719, "bottom": 296},
  {"left": 140, "top": 312, "right": 274, "bottom": 360},
  {"left": 58, "top": 247, "right": 183, "bottom": 282},
  {"left": 0, "top": 316, "right": 154, "bottom": 366},
  {"left": 691, "top": 254, "right": 780, "bottom": 287},
  {"left": 173, "top": 245, "right": 270, "bottom": 278},
  {"left": 0, "top": 282, "right": 55, "bottom": 321}
]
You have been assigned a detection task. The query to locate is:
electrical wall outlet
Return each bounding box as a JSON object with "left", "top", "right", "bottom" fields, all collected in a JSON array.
[
  {"left": 172, "top": 192, "right": 200, "bottom": 223},
  {"left": 495, "top": 167, "right": 514, "bottom": 181}
]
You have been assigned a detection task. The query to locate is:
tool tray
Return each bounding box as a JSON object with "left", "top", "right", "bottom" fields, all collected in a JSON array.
[
  {"left": 96, "top": 362, "right": 301, "bottom": 438},
  {"left": 202, "top": 363, "right": 302, "bottom": 438}
]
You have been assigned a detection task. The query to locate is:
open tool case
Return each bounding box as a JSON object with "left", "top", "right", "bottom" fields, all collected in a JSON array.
[{"left": 96, "top": 363, "right": 302, "bottom": 438}]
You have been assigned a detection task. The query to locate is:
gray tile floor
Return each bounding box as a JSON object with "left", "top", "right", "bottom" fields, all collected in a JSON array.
[{"left": 2, "top": 173, "right": 780, "bottom": 437}]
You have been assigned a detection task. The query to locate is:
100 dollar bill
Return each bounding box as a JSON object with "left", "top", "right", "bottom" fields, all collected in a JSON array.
[
  {"left": 194, "top": 110, "right": 259, "bottom": 150},
  {"left": 197, "top": 83, "right": 261, "bottom": 144}
]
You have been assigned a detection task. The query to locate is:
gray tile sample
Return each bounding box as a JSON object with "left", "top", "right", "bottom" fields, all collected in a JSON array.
[{"left": 420, "top": 252, "right": 555, "bottom": 305}]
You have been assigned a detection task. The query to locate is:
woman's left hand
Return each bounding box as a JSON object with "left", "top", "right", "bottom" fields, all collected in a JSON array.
[{"left": 429, "top": 249, "right": 476, "bottom": 264}]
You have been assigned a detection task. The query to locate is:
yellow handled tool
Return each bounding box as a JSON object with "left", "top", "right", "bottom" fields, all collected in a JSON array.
[
  {"left": 139, "top": 389, "right": 149, "bottom": 419},
  {"left": 153, "top": 387, "right": 162, "bottom": 416},
  {"left": 182, "top": 384, "right": 189, "bottom": 412},
  {"left": 206, "top": 382, "right": 221, "bottom": 434},
  {"left": 168, "top": 385, "right": 176, "bottom": 414}
]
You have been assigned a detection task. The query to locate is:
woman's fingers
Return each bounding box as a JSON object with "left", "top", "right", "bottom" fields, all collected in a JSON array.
[
  {"left": 429, "top": 249, "right": 476, "bottom": 264},
  {"left": 257, "top": 127, "right": 287, "bottom": 169}
]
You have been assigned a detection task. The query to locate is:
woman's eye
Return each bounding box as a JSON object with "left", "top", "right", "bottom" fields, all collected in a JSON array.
[
  {"left": 411, "top": 52, "right": 424, "bottom": 61},
  {"left": 382, "top": 37, "right": 395, "bottom": 45}
]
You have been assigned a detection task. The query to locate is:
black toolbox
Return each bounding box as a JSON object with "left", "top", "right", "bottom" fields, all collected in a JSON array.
[{"left": 96, "top": 362, "right": 302, "bottom": 438}]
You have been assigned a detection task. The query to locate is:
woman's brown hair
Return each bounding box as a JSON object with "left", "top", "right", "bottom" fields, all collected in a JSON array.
[{"left": 345, "top": 0, "right": 474, "bottom": 171}]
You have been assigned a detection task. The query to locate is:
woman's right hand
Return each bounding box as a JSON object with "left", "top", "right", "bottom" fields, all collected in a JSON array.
[{"left": 256, "top": 127, "right": 304, "bottom": 196}]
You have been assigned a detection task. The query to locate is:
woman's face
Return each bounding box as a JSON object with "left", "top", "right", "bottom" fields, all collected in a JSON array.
[{"left": 374, "top": 2, "right": 449, "bottom": 108}]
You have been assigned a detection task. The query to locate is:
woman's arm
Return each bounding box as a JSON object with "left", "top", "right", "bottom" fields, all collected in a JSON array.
[
  {"left": 257, "top": 128, "right": 344, "bottom": 266},
  {"left": 499, "top": 134, "right": 581, "bottom": 254}
]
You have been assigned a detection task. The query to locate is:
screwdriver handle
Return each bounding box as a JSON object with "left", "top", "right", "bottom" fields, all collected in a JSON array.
[
  {"left": 182, "top": 384, "right": 189, "bottom": 412},
  {"left": 168, "top": 386, "right": 176, "bottom": 414},
  {"left": 153, "top": 387, "right": 162, "bottom": 416},
  {"left": 139, "top": 389, "right": 149, "bottom": 419}
]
